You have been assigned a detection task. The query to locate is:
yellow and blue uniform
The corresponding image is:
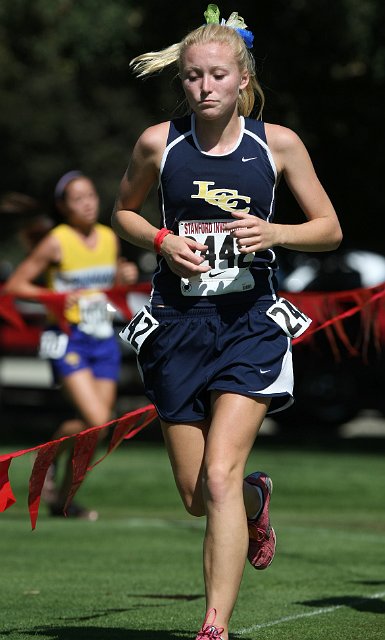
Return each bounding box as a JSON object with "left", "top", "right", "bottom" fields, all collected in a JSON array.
[
  {"left": 42, "top": 223, "right": 121, "bottom": 380},
  {"left": 46, "top": 223, "right": 117, "bottom": 324}
]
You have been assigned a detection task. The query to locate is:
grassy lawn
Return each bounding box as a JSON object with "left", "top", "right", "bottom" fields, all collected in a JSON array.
[{"left": 1, "top": 435, "right": 384, "bottom": 639}]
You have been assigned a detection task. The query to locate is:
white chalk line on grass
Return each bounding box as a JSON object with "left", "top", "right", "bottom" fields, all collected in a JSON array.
[
  {"left": 235, "top": 590, "right": 385, "bottom": 635},
  {"left": 104, "top": 518, "right": 385, "bottom": 634}
]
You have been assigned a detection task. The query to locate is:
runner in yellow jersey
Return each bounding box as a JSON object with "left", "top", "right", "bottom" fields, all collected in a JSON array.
[{"left": 4, "top": 171, "right": 139, "bottom": 519}]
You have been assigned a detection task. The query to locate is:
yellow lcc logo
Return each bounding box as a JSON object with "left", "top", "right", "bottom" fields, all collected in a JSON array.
[{"left": 191, "top": 181, "right": 251, "bottom": 214}]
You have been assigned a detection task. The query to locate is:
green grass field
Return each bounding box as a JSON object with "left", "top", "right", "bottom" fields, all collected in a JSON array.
[{"left": 1, "top": 435, "right": 384, "bottom": 640}]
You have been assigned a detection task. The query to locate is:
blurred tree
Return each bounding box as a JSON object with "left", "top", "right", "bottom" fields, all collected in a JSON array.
[
  {"left": 0, "top": 0, "right": 383, "bottom": 251},
  {"left": 248, "top": 0, "right": 385, "bottom": 252},
  {"left": 0, "top": 0, "right": 149, "bottom": 216}
]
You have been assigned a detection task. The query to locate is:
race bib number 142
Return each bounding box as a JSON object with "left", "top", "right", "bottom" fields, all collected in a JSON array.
[{"left": 179, "top": 219, "right": 255, "bottom": 296}]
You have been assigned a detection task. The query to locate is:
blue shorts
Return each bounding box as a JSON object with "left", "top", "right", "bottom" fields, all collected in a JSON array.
[
  {"left": 137, "top": 301, "right": 294, "bottom": 423},
  {"left": 50, "top": 325, "right": 121, "bottom": 382}
]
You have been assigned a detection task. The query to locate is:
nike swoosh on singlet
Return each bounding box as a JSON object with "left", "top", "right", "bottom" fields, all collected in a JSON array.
[
  {"left": 242, "top": 156, "right": 259, "bottom": 162},
  {"left": 209, "top": 271, "right": 225, "bottom": 278}
]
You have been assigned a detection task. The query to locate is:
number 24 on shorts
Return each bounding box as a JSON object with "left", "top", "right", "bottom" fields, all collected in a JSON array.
[{"left": 266, "top": 298, "right": 312, "bottom": 339}]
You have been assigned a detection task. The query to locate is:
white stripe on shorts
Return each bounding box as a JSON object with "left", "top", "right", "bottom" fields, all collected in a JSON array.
[{"left": 248, "top": 337, "right": 293, "bottom": 400}]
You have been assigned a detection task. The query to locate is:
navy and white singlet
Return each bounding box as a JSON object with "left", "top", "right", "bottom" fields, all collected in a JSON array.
[
  {"left": 151, "top": 114, "right": 280, "bottom": 309},
  {"left": 132, "top": 114, "right": 296, "bottom": 420}
]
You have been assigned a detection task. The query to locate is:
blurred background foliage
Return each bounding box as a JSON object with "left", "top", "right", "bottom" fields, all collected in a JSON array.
[{"left": 0, "top": 0, "right": 384, "bottom": 259}]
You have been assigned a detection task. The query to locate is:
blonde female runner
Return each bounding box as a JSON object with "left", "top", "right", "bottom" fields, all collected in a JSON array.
[{"left": 112, "top": 5, "right": 342, "bottom": 638}]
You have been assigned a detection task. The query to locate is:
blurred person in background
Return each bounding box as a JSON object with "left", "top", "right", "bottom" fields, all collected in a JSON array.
[{"left": 3, "top": 171, "right": 139, "bottom": 519}]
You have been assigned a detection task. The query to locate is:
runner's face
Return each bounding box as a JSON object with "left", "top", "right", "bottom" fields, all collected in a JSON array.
[
  {"left": 63, "top": 178, "right": 99, "bottom": 227},
  {"left": 181, "top": 42, "right": 248, "bottom": 120}
]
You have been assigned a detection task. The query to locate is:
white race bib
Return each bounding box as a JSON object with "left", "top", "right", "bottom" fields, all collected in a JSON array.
[
  {"left": 179, "top": 219, "right": 255, "bottom": 296},
  {"left": 266, "top": 297, "right": 312, "bottom": 338},
  {"left": 39, "top": 330, "right": 69, "bottom": 359},
  {"left": 119, "top": 306, "right": 159, "bottom": 355},
  {"left": 78, "top": 293, "right": 114, "bottom": 338}
]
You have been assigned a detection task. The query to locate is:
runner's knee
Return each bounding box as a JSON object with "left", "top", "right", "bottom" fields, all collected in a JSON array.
[{"left": 203, "top": 462, "right": 241, "bottom": 506}]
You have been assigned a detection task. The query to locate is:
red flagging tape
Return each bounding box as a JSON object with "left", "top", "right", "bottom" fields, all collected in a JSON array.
[
  {"left": 1, "top": 283, "right": 385, "bottom": 528},
  {"left": 0, "top": 404, "right": 158, "bottom": 529},
  {"left": 290, "top": 285, "right": 385, "bottom": 347},
  {"left": 1, "top": 282, "right": 385, "bottom": 350},
  {"left": 29, "top": 441, "right": 61, "bottom": 529},
  {"left": 0, "top": 459, "right": 17, "bottom": 512}
]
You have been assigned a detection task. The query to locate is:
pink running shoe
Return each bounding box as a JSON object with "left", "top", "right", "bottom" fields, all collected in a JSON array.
[
  {"left": 245, "top": 471, "right": 276, "bottom": 570},
  {"left": 195, "top": 608, "right": 224, "bottom": 639}
]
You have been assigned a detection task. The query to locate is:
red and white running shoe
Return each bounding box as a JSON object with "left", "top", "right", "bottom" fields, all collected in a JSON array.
[
  {"left": 245, "top": 471, "right": 276, "bottom": 570},
  {"left": 195, "top": 608, "right": 224, "bottom": 639}
]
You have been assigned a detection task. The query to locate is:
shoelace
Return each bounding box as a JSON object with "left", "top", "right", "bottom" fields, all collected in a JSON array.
[{"left": 197, "top": 608, "right": 224, "bottom": 639}]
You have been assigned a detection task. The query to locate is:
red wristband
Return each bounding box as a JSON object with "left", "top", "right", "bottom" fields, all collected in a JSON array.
[{"left": 154, "top": 228, "right": 173, "bottom": 254}]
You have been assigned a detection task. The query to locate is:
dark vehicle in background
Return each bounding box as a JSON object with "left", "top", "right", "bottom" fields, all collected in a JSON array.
[{"left": 275, "top": 247, "right": 385, "bottom": 431}]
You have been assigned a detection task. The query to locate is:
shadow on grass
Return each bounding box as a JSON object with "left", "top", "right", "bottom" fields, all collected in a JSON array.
[
  {"left": 1, "top": 627, "right": 190, "bottom": 639},
  {"left": 57, "top": 594, "right": 203, "bottom": 623},
  {"left": 298, "top": 594, "right": 385, "bottom": 614},
  {"left": 2, "top": 594, "right": 205, "bottom": 639}
]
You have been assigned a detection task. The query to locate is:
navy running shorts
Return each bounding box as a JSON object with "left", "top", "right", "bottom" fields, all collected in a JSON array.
[
  {"left": 137, "top": 300, "right": 294, "bottom": 423},
  {"left": 50, "top": 325, "right": 121, "bottom": 381}
]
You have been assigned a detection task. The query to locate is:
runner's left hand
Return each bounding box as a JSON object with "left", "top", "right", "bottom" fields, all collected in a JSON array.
[{"left": 224, "top": 211, "right": 279, "bottom": 253}]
